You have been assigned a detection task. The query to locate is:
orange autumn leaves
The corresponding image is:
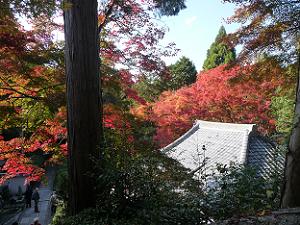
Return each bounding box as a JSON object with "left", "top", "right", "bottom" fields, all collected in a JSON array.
[{"left": 147, "top": 64, "right": 286, "bottom": 147}]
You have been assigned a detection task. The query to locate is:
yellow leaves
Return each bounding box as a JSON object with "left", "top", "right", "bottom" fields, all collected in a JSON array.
[{"left": 130, "top": 104, "right": 151, "bottom": 120}]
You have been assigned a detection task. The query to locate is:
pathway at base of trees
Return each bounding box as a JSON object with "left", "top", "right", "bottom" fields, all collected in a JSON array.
[
  {"left": 4, "top": 168, "right": 55, "bottom": 225},
  {"left": 19, "top": 187, "right": 52, "bottom": 225}
]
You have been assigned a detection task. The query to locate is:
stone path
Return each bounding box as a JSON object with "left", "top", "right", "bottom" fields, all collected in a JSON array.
[
  {"left": 4, "top": 168, "right": 55, "bottom": 225},
  {"left": 18, "top": 186, "right": 52, "bottom": 225}
]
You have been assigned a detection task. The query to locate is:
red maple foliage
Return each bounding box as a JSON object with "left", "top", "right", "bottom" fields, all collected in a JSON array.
[
  {"left": 0, "top": 107, "right": 67, "bottom": 184},
  {"left": 0, "top": 16, "right": 66, "bottom": 183},
  {"left": 150, "top": 64, "right": 286, "bottom": 147}
]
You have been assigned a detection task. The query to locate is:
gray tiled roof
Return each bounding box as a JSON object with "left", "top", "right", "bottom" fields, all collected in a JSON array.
[
  {"left": 247, "top": 134, "right": 285, "bottom": 179},
  {"left": 162, "top": 120, "right": 283, "bottom": 179}
]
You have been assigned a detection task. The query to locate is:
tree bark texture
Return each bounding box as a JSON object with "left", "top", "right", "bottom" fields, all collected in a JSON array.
[
  {"left": 281, "top": 53, "right": 300, "bottom": 208},
  {"left": 64, "top": 0, "right": 100, "bottom": 214}
]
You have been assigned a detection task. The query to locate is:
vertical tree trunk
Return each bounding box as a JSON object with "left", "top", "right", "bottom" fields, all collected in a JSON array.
[
  {"left": 64, "top": 0, "right": 100, "bottom": 214},
  {"left": 281, "top": 53, "right": 300, "bottom": 208}
]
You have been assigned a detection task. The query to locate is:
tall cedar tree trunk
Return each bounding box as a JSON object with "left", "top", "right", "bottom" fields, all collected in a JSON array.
[
  {"left": 281, "top": 53, "right": 300, "bottom": 208},
  {"left": 64, "top": 0, "right": 101, "bottom": 214}
]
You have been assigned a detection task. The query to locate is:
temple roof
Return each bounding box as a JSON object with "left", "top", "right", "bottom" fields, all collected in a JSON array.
[{"left": 162, "top": 120, "right": 284, "bottom": 179}]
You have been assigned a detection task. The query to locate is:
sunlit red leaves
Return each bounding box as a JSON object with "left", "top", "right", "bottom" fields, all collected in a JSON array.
[
  {"left": 0, "top": 156, "right": 45, "bottom": 184},
  {"left": 151, "top": 64, "right": 286, "bottom": 147},
  {"left": 0, "top": 108, "right": 67, "bottom": 182},
  {"left": 0, "top": 137, "right": 45, "bottom": 184},
  {"left": 0, "top": 137, "right": 24, "bottom": 160},
  {"left": 31, "top": 65, "right": 46, "bottom": 77},
  {"left": 28, "top": 110, "right": 67, "bottom": 160}
]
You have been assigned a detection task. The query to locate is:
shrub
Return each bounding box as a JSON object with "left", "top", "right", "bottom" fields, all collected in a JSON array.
[
  {"left": 52, "top": 144, "right": 210, "bottom": 224},
  {"left": 204, "top": 163, "right": 282, "bottom": 220}
]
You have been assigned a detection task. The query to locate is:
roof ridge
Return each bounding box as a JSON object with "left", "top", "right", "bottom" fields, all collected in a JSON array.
[
  {"left": 196, "top": 120, "right": 256, "bottom": 133},
  {"left": 199, "top": 126, "right": 251, "bottom": 133},
  {"left": 196, "top": 119, "right": 256, "bottom": 127}
]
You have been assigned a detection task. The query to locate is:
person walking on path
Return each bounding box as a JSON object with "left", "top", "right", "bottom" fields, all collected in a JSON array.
[
  {"left": 24, "top": 185, "right": 33, "bottom": 208},
  {"left": 32, "top": 188, "right": 40, "bottom": 213},
  {"left": 50, "top": 191, "right": 59, "bottom": 215},
  {"left": 30, "top": 217, "right": 42, "bottom": 225}
]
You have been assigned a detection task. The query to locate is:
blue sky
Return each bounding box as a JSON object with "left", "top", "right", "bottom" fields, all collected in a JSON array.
[{"left": 160, "top": 0, "right": 240, "bottom": 72}]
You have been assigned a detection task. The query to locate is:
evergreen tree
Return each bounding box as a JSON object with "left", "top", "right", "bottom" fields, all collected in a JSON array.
[
  {"left": 202, "top": 26, "right": 236, "bottom": 70},
  {"left": 168, "top": 56, "right": 197, "bottom": 90},
  {"left": 134, "top": 57, "right": 196, "bottom": 101},
  {"left": 134, "top": 76, "right": 168, "bottom": 102}
]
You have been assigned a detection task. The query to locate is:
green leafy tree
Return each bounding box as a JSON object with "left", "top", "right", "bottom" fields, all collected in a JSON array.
[
  {"left": 271, "top": 95, "right": 294, "bottom": 138},
  {"left": 202, "top": 26, "right": 236, "bottom": 70},
  {"left": 168, "top": 56, "right": 197, "bottom": 90},
  {"left": 135, "top": 57, "right": 197, "bottom": 101},
  {"left": 133, "top": 76, "right": 168, "bottom": 102}
]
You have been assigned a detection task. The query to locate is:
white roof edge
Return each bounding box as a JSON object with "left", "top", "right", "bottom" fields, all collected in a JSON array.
[
  {"left": 161, "top": 120, "right": 257, "bottom": 154},
  {"left": 196, "top": 120, "right": 256, "bottom": 134},
  {"left": 161, "top": 122, "right": 199, "bottom": 153}
]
